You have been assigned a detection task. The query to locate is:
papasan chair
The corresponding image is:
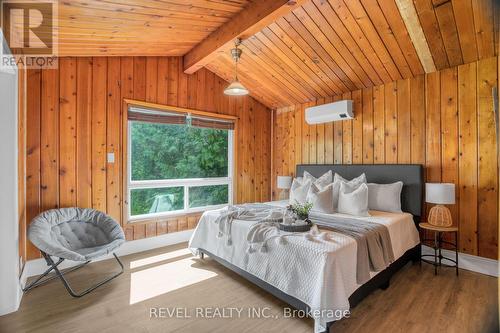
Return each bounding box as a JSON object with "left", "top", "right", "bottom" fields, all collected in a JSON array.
[{"left": 24, "top": 207, "right": 125, "bottom": 297}]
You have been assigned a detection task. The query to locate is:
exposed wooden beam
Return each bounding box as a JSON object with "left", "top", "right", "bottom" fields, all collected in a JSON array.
[
  {"left": 395, "top": 0, "right": 437, "bottom": 73},
  {"left": 183, "top": 0, "right": 308, "bottom": 74}
]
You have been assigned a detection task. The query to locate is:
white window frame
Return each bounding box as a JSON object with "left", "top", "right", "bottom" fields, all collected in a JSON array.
[{"left": 127, "top": 121, "right": 234, "bottom": 222}]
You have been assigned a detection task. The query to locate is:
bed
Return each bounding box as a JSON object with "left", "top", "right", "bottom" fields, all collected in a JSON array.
[{"left": 189, "top": 164, "right": 423, "bottom": 332}]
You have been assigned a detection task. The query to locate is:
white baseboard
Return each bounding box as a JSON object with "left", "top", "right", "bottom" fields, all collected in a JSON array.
[
  {"left": 23, "top": 230, "right": 193, "bottom": 279},
  {"left": 422, "top": 245, "right": 499, "bottom": 277}
]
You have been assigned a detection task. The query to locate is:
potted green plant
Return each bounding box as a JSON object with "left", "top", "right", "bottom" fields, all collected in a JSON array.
[
  {"left": 288, "top": 202, "right": 313, "bottom": 224},
  {"left": 280, "top": 202, "right": 313, "bottom": 232}
]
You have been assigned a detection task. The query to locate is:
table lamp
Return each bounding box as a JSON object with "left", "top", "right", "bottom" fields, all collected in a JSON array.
[
  {"left": 277, "top": 176, "right": 292, "bottom": 200},
  {"left": 425, "top": 183, "right": 455, "bottom": 227}
]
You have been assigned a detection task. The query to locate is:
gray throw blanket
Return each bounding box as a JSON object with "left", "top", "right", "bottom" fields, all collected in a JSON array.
[
  {"left": 310, "top": 213, "right": 395, "bottom": 284},
  {"left": 214, "top": 204, "right": 283, "bottom": 245}
]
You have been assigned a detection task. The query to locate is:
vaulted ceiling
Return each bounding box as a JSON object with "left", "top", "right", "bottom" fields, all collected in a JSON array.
[
  {"left": 55, "top": 0, "right": 498, "bottom": 108},
  {"left": 56, "top": 0, "right": 251, "bottom": 56},
  {"left": 204, "top": 0, "right": 499, "bottom": 108}
]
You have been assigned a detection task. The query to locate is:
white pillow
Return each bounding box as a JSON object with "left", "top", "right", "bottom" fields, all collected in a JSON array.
[
  {"left": 303, "top": 170, "right": 333, "bottom": 190},
  {"left": 332, "top": 173, "right": 367, "bottom": 209},
  {"left": 367, "top": 182, "right": 403, "bottom": 213},
  {"left": 334, "top": 172, "right": 366, "bottom": 186},
  {"left": 338, "top": 182, "right": 370, "bottom": 217},
  {"left": 289, "top": 178, "right": 311, "bottom": 205},
  {"left": 338, "top": 180, "right": 362, "bottom": 193},
  {"left": 306, "top": 183, "right": 334, "bottom": 214}
]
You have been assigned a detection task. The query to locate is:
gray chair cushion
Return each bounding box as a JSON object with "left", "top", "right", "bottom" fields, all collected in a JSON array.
[{"left": 28, "top": 208, "right": 125, "bottom": 261}]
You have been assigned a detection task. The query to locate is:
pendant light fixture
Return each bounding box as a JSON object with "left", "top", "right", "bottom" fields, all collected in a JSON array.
[{"left": 224, "top": 38, "right": 249, "bottom": 96}]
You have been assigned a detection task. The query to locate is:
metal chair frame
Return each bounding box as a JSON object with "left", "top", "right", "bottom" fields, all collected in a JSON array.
[{"left": 22, "top": 251, "right": 124, "bottom": 297}]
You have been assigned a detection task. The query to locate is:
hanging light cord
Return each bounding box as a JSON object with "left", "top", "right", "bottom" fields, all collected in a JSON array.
[
  {"left": 234, "top": 55, "right": 238, "bottom": 81},
  {"left": 233, "top": 41, "right": 241, "bottom": 82},
  {"left": 230, "top": 38, "right": 243, "bottom": 82}
]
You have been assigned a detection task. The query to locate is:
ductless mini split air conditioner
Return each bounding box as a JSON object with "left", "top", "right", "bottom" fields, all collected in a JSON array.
[{"left": 305, "top": 100, "right": 354, "bottom": 124}]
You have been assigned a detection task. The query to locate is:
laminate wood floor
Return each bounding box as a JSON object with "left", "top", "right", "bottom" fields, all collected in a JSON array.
[{"left": 0, "top": 243, "right": 497, "bottom": 333}]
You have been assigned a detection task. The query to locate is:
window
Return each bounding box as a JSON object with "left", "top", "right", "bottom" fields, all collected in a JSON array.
[{"left": 127, "top": 106, "right": 234, "bottom": 221}]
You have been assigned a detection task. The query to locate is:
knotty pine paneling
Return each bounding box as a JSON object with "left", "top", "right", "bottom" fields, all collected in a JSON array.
[
  {"left": 23, "top": 56, "right": 271, "bottom": 260},
  {"left": 272, "top": 56, "right": 499, "bottom": 260},
  {"left": 47, "top": 1, "right": 251, "bottom": 57},
  {"left": 207, "top": 0, "right": 498, "bottom": 109}
]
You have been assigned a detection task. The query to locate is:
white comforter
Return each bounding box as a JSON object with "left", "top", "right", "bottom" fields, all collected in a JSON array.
[{"left": 188, "top": 200, "right": 420, "bottom": 332}]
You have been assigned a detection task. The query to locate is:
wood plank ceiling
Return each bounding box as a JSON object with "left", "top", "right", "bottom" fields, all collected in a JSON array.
[
  {"left": 56, "top": 0, "right": 250, "bottom": 56},
  {"left": 49, "top": 0, "right": 498, "bottom": 109},
  {"left": 204, "top": 0, "right": 499, "bottom": 108}
]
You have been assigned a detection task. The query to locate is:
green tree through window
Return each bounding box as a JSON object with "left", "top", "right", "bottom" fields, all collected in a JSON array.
[{"left": 129, "top": 121, "right": 230, "bottom": 217}]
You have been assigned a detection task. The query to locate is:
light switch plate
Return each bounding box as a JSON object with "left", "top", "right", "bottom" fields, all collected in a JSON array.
[{"left": 107, "top": 152, "right": 115, "bottom": 163}]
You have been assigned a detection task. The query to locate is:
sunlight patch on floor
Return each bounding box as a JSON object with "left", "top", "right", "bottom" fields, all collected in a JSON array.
[
  {"left": 129, "top": 257, "right": 217, "bottom": 304},
  {"left": 130, "top": 248, "right": 192, "bottom": 269}
]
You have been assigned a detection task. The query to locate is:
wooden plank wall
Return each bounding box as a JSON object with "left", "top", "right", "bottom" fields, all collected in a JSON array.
[
  {"left": 272, "top": 56, "right": 498, "bottom": 260},
  {"left": 23, "top": 56, "right": 271, "bottom": 261}
]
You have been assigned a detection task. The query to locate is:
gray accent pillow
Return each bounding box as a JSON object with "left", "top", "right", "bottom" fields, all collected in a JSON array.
[
  {"left": 338, "top": 182, "right": 370, "bottom": 217},
  {"left": 306, "top": 182, "right": 335, "bottom": 214},
  {"left": 289, "top": 178, "right": 311, "bottom": 205},
  {"left": 367, "top": 181, "right": 403, "bottom": 213}
]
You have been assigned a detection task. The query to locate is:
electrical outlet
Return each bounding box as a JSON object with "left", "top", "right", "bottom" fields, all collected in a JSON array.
[{"left": 107, "top": 152, "right": 115, "bottom": 163}]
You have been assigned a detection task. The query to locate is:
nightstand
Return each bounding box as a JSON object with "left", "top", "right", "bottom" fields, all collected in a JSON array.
[{"left": 419, "top": 222, "right": 459, "bottom": 276}]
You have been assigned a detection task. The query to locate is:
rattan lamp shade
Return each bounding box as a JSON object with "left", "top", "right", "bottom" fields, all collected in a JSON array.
[{"left": 426, "top": 183, "right": 455, "bottom": 227}]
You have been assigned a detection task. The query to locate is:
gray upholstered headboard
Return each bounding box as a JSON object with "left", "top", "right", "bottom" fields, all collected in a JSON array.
[{"left": 296, "top": 164, "right": 424, "bottom": 221}]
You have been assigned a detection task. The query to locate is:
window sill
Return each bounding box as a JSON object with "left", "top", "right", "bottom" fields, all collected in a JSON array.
[{"left": 127, "top": 204, "right": 228, "bottom": 224}]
